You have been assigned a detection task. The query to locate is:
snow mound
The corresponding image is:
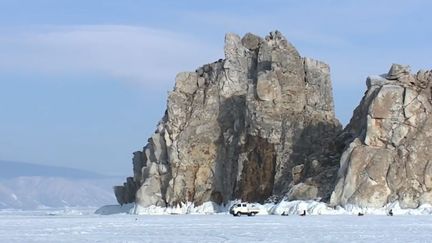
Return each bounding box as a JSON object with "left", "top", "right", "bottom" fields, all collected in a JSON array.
[
  {"left": 270, "top": 200, "right": 335, "bottom": 215},
  {"left": 96, "top": 200, "right": 432, "bottom": 216},
  {"left": 272, "top": 200, "right": 432, "bottom": 216},
  {"left": 133, "top": 202, "right": 227, "bottom": 215}
]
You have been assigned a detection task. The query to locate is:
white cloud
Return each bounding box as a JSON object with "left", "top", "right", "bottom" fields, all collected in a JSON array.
[{"left": 0, "top": 25, "right": 222, "bottom": 87}]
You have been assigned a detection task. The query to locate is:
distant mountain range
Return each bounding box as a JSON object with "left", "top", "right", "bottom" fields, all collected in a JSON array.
[
  {"left": 0, "top": 160, "right": 111, "bottom": 179},
  {"left": 0, "top": 160, "right": 123, "bottom": 210}
]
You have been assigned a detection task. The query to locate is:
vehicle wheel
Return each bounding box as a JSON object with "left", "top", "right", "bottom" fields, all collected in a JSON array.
[
  {"left": 248, "top": 213, "right": 252, "bottom": 216},
  {"left": 252, "top": 213, "right": 256, "bottom": 216}
]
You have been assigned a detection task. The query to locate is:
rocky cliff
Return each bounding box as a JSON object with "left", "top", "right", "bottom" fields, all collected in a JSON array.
[
  {"left": 115, "top": 31, "right": 342, "bottom": 207},
  {"left": 115, "top": 31, "right": 432, "bottom": 209},
  {"left": 331, "top": 64, "right": 432, "bottom": 208}
]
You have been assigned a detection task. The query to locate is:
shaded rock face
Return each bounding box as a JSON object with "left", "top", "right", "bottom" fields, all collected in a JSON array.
[
  {"left": 115, "top": 31, "right": 341, "bottom": 207},
  {"left": 331, "top": 64, "right": 432, "bottom": 208}
]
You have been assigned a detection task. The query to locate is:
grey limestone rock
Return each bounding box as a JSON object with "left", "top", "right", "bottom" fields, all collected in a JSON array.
[
  {"left": 387, "top": 64, "right": 411, "bottom": 80},
  {"left": 287, "top": 183, "right": 319, "bottom": 201},
  {"left": 331, "top": 64, "right": 432, "bottom": 208},
  {"left": 115, "top": 32, "right": 432, "bottom": 210},
  {"left": 114, "top": 31, "right": 432, "bottom": 210},
  {"left": 291, "top": 164, "right": 305, "bottom": 184},
  {"left": 114, "top": 31, "right": 342, "bottom": 207}
]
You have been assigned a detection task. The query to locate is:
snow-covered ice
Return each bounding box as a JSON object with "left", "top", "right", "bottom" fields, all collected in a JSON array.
[
  {"left": 3, "top": 200, "right": 432, "bottom": 242},
  {"left": 1, "top": 209, "right": 432, "bottom": 242}
]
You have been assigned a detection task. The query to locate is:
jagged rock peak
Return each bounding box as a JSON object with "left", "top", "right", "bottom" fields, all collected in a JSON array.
[
  {"left": 387, "top": 63, "right": 411, "bottom": 80},
  {"left": 115, "top": 31, "right": 342, "bottom": 208},
  {"left": 331, "top": 64, "right": 432, "bottom": 208}
]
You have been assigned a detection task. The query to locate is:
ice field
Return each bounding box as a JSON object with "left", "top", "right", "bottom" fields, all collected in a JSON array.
[{"left": 1, "top": 210, "right": 432, "bottom": 243}]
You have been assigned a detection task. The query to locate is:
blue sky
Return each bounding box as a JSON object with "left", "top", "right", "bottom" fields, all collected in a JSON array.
[{"left": 1, "top": 0, "right": 431, "bottom": 175}]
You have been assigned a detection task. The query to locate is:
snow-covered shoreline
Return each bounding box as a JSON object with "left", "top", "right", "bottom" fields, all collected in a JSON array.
[{"left": 95, "top": 200, "right": 432, "bottom": 216}]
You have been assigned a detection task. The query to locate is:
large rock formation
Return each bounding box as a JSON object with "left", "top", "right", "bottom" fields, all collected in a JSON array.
[
  {"left": 331, "top": 64, "right": 432, "bottom": 208},
  {"left": 115, "top": 31, "right": 342, "bottom": 207},
  {"left": 115, "top": 31, "right": 432, "bottom": 210}
]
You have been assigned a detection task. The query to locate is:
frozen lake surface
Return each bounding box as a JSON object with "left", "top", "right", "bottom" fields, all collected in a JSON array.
[{"left": 1, "top": 211, "right": 432, "bottom": 243}]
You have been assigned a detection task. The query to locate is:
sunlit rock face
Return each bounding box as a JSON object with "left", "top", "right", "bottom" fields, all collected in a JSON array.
[
  {"left": 115, "top": 32, "right": 432, "bottom": 210},
  {"left": 115, "top": 31, "right": 342, "bottom": 207},
  {"left": 331, "top": 64, "right": 432, "bottom": 209}
]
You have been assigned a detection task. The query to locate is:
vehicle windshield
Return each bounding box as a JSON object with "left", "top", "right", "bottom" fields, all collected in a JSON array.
[{"left": 229, "top": 204, "right": 241, "bottom": 210}]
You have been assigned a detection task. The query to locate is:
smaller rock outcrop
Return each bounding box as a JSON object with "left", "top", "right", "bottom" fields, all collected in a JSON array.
[
  {"left": 331, "top": 64, "right": 432, "bottom": 208},
  {"left": 113, "top": 177, "right": 137, "bottom": 206}
]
